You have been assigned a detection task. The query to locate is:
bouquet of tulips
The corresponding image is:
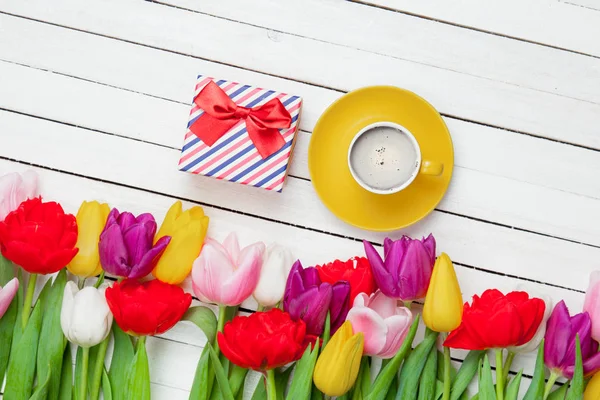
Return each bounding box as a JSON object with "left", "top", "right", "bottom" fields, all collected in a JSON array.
[{"left": 2, "top": 169, "right": 600, "bottom": 400}]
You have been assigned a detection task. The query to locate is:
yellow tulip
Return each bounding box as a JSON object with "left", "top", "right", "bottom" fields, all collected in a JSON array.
[
  {"left": 585, "top": 371, "right": 600, "bottom": 400},
  {"left": 313, "top": 321, "right": 364, "bottom": 397},
  {"left": 152, "top": 201, "right": 209, "bottom": 284},
  {"left": 67, "top": 201, "right": 110, "bottom": 278},
  {"left": 423, "top": 253, "right": 463, "bottom": 332}
]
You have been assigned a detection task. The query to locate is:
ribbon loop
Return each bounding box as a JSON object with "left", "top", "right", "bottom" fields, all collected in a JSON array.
[{"left": 189, "top": 80, "right": 292, "bottom": 159}]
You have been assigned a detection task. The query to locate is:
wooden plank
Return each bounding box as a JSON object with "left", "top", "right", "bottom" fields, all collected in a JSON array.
[
  {"left": 1, "top": 59, "right": 600, "bottom": 247},
  {"left": 358, "top": 0, "right": 600, "bottom": 57},
  {"left": 1, "top": 3, "right": 600, "bottom": 149},
  {"left": 2, "top": 15, "right": 599, "bottom": 203},
  {"left": 156, "top": 0, "right": 600, "bottom": 105},
  {"left": 0, "top": 111, "right": 596, "bottom": 293}
]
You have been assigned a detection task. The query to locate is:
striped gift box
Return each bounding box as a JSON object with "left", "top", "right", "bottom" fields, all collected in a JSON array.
[{"left": 178, "top": 75, "right": 302, "bottom": 192}]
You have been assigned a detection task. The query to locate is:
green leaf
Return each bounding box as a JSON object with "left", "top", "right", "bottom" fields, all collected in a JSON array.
[
  {"left": 252, "top": 378, "right": 267, "bottom": 400},
  {"left": 183, "top": 306, "right": 218, "bottom": 344},
  {"left": 32, "top": 371, "right": 52, "bottom": 400},
  {"left": 109, "top": 323, "right": 135, "bottom": 400},
  {"left": 3, "top": 297, "right": 44, "bottom": 399},
  {"left": 124, "top": 338, "right": 151, "bottom": 400},
  {"left": 522, "top": 341, "right": 546, "bottom": 400},
  {"left": 547, "top": 385, "right": 568, "bottom": 400},
  {"left": 418, "top": 343, "right": 439, "bottom": 400},
  {"left": 287, "top": 342, "right": 320, "bottom": 400},
  {"left": 29, "top": 363, "right": 51, "bottom": 400},
  {"left": 311, "top": 384, "right": 323, "bottom": 400},
  {"left": 505, "top": 370, "right": 523, "bottom": 400},
  {"left": 478, "top": 355, "right": 496, "bottom": 400},
  {"left": 276, "top": 366, "right": 294, "bottom": 400},
  {"left": 396, "top": 330, "right": 439, "bottom": 400},
  {"left": 437, "top": 350, "right": 457, "bottom": 384},
  {"left": 229, "top": 365, "right": 249, "bottom": 399},
  {"left": 208, "top": 343, "right": 235, "bottom": 400},
  {"left": 450, "top": 351, "right": 485, "bottom": 400},
  {"left": 37, "top": 270, "right": 68, "bottom": 400},
  {"left": 322, "top": 312, "right": 331, "bottom": 349},
  {"left": 102, "top": 368, "right": 113, "bottom": 400},
  {"left": 0, "top": 253, "right": 15, "bottom": 284},
  {"left": 366, "top": 315, "right": 420, "bottom": 400},
  {"left": 384, "top": 376, "right": 397, "bottom": 400},
  {"left": 189, "top": 346, "right": 211, "bottom": 400},
  {"left": 360, "top": 356, "right": 371, "bottom": 396},
  {"left": 75, "top": 346, "right": 84, "bottom": 400},
  {"left": 566, "top": 335, "right": 584, "bottom": 400},
  {"left": 10, "top": 270, "right": 25, "bottom": 356},
  {"left": 434, "top": 380, "right": 444, "bottom": 400},
  {"left": 58, "top": 344, "right": 73, "bottom": 400}
]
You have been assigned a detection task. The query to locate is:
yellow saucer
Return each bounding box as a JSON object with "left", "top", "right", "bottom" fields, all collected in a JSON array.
[{"left": 308, "top": 86, "right": 454, "bottom": 232}]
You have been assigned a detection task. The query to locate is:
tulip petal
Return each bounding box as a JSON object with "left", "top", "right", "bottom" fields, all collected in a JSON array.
[
  {"left": 0, "top": 277, "right": 18, "bottom": 319},
  {"left": 253, "top": 244, "right": 294, "bottom": 307},
  {"left": 364, "top": 241, "right": 395, "bottom": 298},
  {"left": 192, "top": 240, "right": 236, "bottom": 304},
  {"left": 223, "top": 232, "right": 241, "bottom": 265},
  {"left": 283, "top": 261, "right": 306, "bottom": 311},
  {"left": 545, "top": 301, "right": 573, "bottom": 369},
  {"left": 584, "top": 272, "right": 600, "bottom": 342},
  {"left": 60, "top": 281, "right": 78, "bottom": 343},
  {"left": 378, "top": 309, "right": 413, "bottom": 358},
  {"left": 128, "top": 235, "right": 170, "bottom": 279},
  {"left": 346, "top": 306, "right": 387, "bottom": 356},
  {"left": 99, "top": 223, "right": 130, "bottom": 277},
  {"left": 221, "top": 242, "right": 264, "bottom": 305},
  {"left": 367, "top": 290, "right": 397, "bottom": 319},
  {"left": 330, "top": 281, "right": 351, "bottom": 333}
]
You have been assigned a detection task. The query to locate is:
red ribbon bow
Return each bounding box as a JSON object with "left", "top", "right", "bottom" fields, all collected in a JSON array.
[{"left": 189, "top": 80, "right": 292, "bottom": 159}]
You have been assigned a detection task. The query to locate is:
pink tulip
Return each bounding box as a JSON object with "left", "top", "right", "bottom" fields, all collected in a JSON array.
[
  {"left": 192, "top": 233, "right": 265, "bottom": 306},
  {"left": 0, "top": 171, "right": 38, "bottom": 221},
  {"left": 584, "top": 271, "right": 600, "bottom": 342},
  {"left": 0, "top": 277, "right": 19, "bottom": 318},
  {"left": 346, "top": 290, "right": 413, "bottom": 358}
]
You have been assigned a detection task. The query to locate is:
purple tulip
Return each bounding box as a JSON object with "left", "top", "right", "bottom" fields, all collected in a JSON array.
[
  {"left": 99, "top": 208, "right": 171, "bottom": 279},
  {"left": 283, "top": 260, "right": 350, "bottom": 336},
  {"left": 363, "top": 235, "right": 436, "bottom": 301},
  {"left": 544, "top": 300, "right": 600, "bottom": 378}
]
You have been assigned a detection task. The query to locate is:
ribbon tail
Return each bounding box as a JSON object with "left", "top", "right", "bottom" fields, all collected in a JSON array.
[
  {"left": 246, "top": 119, "right": 286, "bottom": 159},
  {"left": 189, "top": 113, "right": 239, "bottom": 147}
]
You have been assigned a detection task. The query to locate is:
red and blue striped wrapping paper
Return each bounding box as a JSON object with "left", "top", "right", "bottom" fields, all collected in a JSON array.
[{"left": 178, "top": 75, "right": 302, "bottom": 192}]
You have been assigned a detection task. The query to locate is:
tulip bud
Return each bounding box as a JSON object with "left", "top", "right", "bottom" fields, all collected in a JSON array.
[
  {"left": 584, "top": 271, "right": 600, "bottom": 342},
  {"left": 253, "top": 244, "right": 294, "bottom": 308},
  {"left": 68, "top": 201, "right": 110, "bottom": 278},
  {"left": 152, "top": 201, "right": 209, "bottom": 284},
  {"left": 0, "top": 170, "right": 37, "bottom": 222},
  {"left": 313, "top": 321, "right": 364, "bottom": 397},
  {"left": 61, "top": 281, "right": 113, "bottom": 348},
  {"left": 423, "top": 253, "right": 463, "bottom": 333}
]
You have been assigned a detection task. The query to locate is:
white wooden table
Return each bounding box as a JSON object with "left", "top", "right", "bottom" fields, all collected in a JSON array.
[{"left": 1, "top": 0, "right": 599, "bottom": 397}]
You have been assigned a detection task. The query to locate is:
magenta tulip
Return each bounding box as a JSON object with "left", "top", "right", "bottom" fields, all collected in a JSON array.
[
  {"left": 0, "top": 277, "right": 18, "bottom": 318},
  {"left": 283, "top": 260, "right": 350, "bottom": 336},
  {"left": 363, "top": 235, "right": 436, "bottom": 301},
  {"left": 192, "top": 233, "right": 264, "bottom": 306},
  {"left": 584, "top": 271, "right": 600, "bottom": 342},
  {"left": 0, "top": 171, "right": 38, "bottom": 222},
  {"left": 346, "top": 290, "right": 412, "bottom": 358},
  {"left": 98, "top": 209, "right": 170, "bottom": 279},
  {"left": 544, "top": 300, "right": 600, "bottom": 378}
]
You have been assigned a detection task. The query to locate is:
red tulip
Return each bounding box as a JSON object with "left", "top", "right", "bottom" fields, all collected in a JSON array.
[
  {"left": 316, "top": 257, "right": 377, "bottom": 302},
  {"left": 105, "top": 279, "right": 192, "bottom": 336},
  {"left": 0, "top": 198, "right": 78, "bottom": 274},
  {"left": 444, "top": 289, "right": 545, "bottom": 350},
  {"left": 218, "top": 309, "right": 313, "bottom": 371}
]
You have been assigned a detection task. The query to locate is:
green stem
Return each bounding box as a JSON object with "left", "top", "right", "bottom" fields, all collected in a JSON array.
[
  {"left": 256, "top": 304, "right": 265, "bottom": 312},
  {"left": 22, "top": 273, "right": 37, "bottom": 329},
  {"left": 442, "top": 341, "right": 451, "bottom": 400},
  {"left": 503, "top": 351, "right": 515, "bottom": 383},
  {"left": 495, "top": 349, "right": 505, "bottom": 400},
  {"left": 78, "top": 277, "right": 86, "bottom": 289},
  {"left": 89, "top": 336, "right": 110, "bottom": 400},
  {"left": 94, "top": 271, "right": 105, "bottom": 288},
  {"left": 543, "top": 371, "right": 560, "bottom": 400},
  {"left": 138, "top": 335, "right": 147, "bottom": 347},
  {"left": 322, "top": 312, "right": 331, "bottom": 349},
  {"left": 80, "top": 346, "right": 90, "bottom": 400},
  {"left": 265, "top": 369, "right": 277, "bottom": 400},
  {"left": 215, "top": 305, "right": 227, "bottom": 357}
]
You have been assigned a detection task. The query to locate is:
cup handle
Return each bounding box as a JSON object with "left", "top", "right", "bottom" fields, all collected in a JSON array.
[{"left": 420, "top": 160, "right": 444, "bottom": 176}]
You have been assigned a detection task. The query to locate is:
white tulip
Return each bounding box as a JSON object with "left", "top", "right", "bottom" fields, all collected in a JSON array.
[
  {"left": 509, "top": 284, "right": 552, "bottom": 354},
  {"left": 61, "top": 281, "right": 113, "bottom": 348},
  {"left": 253, "top": 244, "right": 294, "bottom": 307}
]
